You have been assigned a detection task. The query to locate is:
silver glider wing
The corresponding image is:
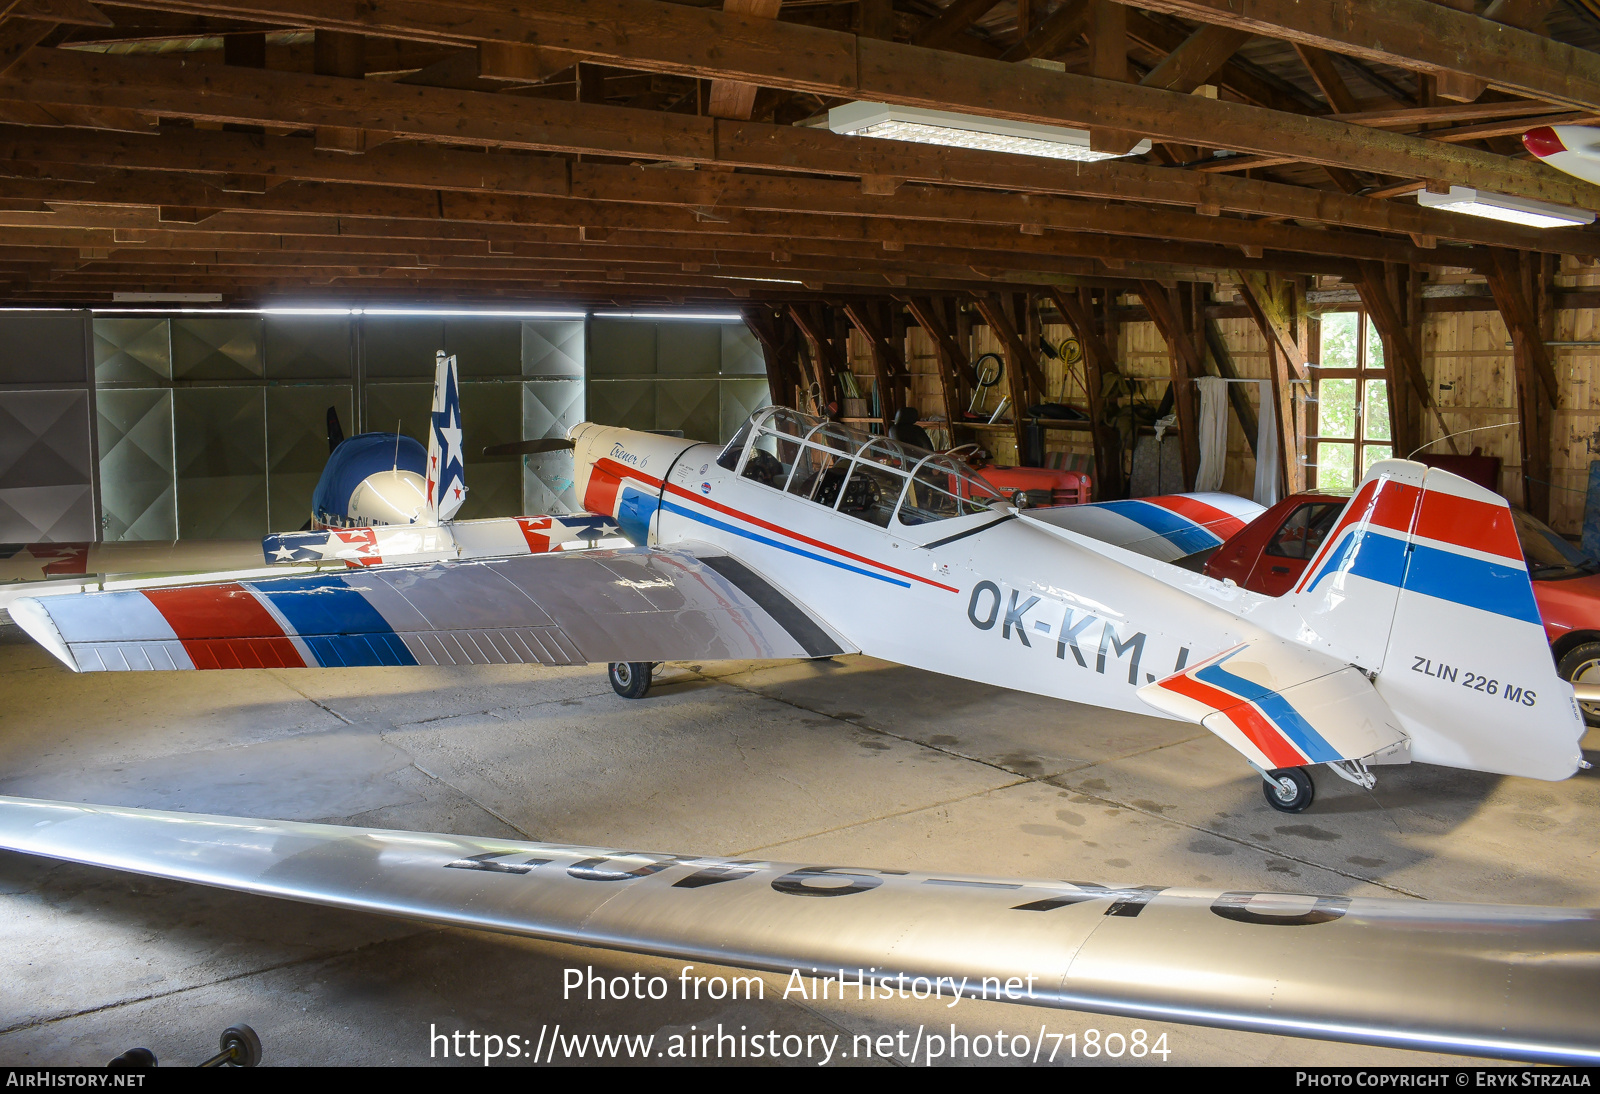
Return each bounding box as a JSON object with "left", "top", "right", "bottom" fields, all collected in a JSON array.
[
  {"left": 11, "top": 544, "right": 852, "bottom": 672},
  {"left": 0, "top": 796, "right": 1595, "bottom": 1064}
]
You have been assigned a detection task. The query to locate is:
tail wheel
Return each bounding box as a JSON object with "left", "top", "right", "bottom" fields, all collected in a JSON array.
[
  {"left": 1263, "top": 767, "right": 1315, "bottom": 813},
  {"left": 608, "top": 661, "right": 654, "bottom": 699},
  {"left": 1556, "top": 641, "right": 1600, "bottom": 727}
]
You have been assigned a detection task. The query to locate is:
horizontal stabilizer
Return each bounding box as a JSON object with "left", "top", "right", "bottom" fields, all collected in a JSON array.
[
  {"left": 1027, "top": 493, "right": 1264, "bottom": 563},
  {"left": 1139, "top": 637, "right": 1406, "bottom": 772},
  {"left": 262, "top": 514, "right": 621, "bottom": 567}
]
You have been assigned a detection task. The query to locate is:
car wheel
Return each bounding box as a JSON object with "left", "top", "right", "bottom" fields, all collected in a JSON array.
[
  {"left": 1557, "top": 641, "right": 1600, "bottom": 727},
  {"left": 608, "top": 661, "right": 653, "bottom": 699},
  {"left": 1262, "top": 767, "right": 1315, "bottom": 813}
]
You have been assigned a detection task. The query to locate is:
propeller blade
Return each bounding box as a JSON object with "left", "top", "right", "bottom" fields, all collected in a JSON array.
[{"left": 481, "top": 438, "right": 576, "bottom": 458}]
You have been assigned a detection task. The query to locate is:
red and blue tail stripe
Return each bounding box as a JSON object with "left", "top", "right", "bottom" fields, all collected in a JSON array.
[{"left": 1297, "top": 476, "right": 1539, "bottom": 625}]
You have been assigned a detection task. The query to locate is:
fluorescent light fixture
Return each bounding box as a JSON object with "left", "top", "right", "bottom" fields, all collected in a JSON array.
[
  {"left": 1416, "top": 185, "right": 1595, "bottom": 229},
  {"left": 112, "top": 292, "right": 222, "bottom": 303},
  {"left": 827, "top": 101, "right": 1150, "bottom": 162},
  {"left": 592, "top": 311, "right": 745, "bottom": 320}
]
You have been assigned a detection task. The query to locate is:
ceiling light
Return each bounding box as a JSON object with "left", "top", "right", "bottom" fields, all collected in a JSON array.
[
  {"left": 827, "top": 101, "right": 1150, "bottom": 163},
  {"left": 592, "top": 311, "right": 746, "bottom": 320},
  {"left": 1415, "top": 185, "right": 1595, "bottom": 229}
]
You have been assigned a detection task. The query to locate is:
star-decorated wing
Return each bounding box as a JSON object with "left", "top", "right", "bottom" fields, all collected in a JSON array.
[{"left": 261, "top": 514, "right": 622, "bottom": 568}]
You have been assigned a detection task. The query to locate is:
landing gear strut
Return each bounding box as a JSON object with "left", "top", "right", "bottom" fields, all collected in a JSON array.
[
  {"left": 608, "top": 661, "right": 655, "bottom": 699},
  {"left": 1262, "top": 767, "right": 1315, "bottom": 813}
]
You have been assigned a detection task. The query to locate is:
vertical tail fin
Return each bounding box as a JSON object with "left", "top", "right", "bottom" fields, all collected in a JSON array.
[
  {"left": 1274, "top": 460, "right": 1582, "bottom": 780},
  {"left": 425, "top": 350, "right": 466, "bottom": 524}
]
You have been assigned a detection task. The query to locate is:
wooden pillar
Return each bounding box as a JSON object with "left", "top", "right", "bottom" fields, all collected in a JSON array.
[
  {"left": 844, "top": 299, "right": 905, "bottom": 428},
  {"left": 1048, "top": 286, "right": 1126, "bottom": 499},
  {"left": 787, "top": 303, "right": 844, "bottom": 415},
  {"left": 973, "top": 294, "right": 1045, "bottom": 462},
  {"left": 1487, "top": 250, "right": 1558, "bottom": 519},
  {"left": 1136, "top": 281, "right": 1205, "bottom": 490},
  {"left": 1236, "top": 272, "right": 1313, "bottom": 494},
  {"left": 1087, "top": 0, "right": 1139, "bottom": 155},
  {"left": 1357, "top": 262, "right": 1450, "bottom": 457},
  {"left": 742, "top": 306, "right": 802, "bottom": 410},
  {"left": 903, "top": 295, "right": 973, "bottom": 436}
]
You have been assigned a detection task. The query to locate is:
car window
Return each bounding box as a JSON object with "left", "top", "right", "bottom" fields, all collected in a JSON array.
[
  {"left": 1514, "top": 508, "right": 1595, "bottom": 577},
  {"left": 1266, "top": 502, "right": 1342, "bottom": 560}
]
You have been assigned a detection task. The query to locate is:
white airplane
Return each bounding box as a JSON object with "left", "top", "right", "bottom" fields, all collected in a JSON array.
[
  {"left": 0, "top": 794, "right": 1594, "bottom": 1063},
  {"left": 1523, "top": 124, "right": 1600, "bottom": 187},
  {"left": 8, "top": 405, "right": 1587, "bottom": 814}
]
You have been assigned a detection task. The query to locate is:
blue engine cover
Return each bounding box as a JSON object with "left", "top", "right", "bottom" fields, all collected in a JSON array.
[{"left": 311, "top": 433, "right": 427, "bottom": 527}]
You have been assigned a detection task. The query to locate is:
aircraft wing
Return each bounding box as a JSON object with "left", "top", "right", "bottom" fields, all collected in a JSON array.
[
  {"left": 260, "top": 514, "right": 623, "bottom": 567},
  {"left": 1138, "top": 637, "right": 1408, "bottom": 772},
  {"left": 10, "top": 544, "right": 851, "bottom": 673},
  {"left": 1025, "top": 493, "right": 1263, "bottom": 564},
  {"left": 0, "top": 539, "right": 265, "bottom": 583},
  {"left": 0, "top": 796, "right": 1594, "bottom": 1063}
]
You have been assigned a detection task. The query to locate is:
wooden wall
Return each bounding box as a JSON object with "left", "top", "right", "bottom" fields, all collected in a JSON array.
[{"left": 818, "top": 285, "right": 1598, "bottom": 533}]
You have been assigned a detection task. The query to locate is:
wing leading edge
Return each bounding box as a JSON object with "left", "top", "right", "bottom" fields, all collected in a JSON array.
[
  {"left": 0, "top": 796, "right": 1593, "bottom": 1064},
  {"left": 11, "top": 544, "right": 851, "bottom": 673}
]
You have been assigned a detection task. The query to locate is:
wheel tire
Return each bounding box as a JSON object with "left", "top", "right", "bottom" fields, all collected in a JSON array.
[
  {"left": 608, "top": 661, "right": 653, "bottom": 699},
  {"left": 1557, "top": 641, "right": 1600, "bottom": 727},
  {"left": 1262, "top": 767, "right": 1315, "bottom": 813},
  {"left": 220, "top": 1025, "right": 261, "bottom": 1068}
]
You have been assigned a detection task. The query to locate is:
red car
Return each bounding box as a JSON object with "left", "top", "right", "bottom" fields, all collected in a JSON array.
[{"left": 1204, "top": 493, "right": 1600, "bottom": 725}]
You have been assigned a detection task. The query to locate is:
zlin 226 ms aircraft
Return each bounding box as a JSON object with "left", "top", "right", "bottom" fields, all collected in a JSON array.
[{"left": 9, "top": 392, "right": 1591, "bottom": 813}]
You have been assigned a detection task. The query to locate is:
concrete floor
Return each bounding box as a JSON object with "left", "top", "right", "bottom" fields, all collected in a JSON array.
[{"left": 0, "top": 622, "right": 1596, "bottom": 1067}]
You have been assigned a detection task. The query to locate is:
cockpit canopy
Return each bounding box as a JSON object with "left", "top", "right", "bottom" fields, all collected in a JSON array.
[{"left": 717, "top": 408, "right": 1005, "bottom": 529}]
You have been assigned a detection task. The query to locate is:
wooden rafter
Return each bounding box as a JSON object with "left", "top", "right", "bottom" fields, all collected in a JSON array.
[
  {"left": 1135, "top": 0, "right": 1600, "bottom": 114},
  {"left": 73, "top": 0, "right": 1600, "bottom": 210},
  {"left": 1, "top": 48, "right": 1588, "bottom": 258}
]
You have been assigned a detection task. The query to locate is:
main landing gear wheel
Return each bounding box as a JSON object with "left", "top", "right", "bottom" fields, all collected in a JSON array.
[
  {"left": 1263, "top": 767, "right": 1315, "bottom": 813},
  {"left": 1557, "top": 640, "right": 1600, "bottom": 727},
  {"left": 608, "top": 661, "right": 654, "bottom": 699}
]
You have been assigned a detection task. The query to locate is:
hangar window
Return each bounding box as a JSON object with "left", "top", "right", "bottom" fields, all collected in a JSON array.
[{"left": 1310, "top": 311, "right": 1392, "bottom": 491}]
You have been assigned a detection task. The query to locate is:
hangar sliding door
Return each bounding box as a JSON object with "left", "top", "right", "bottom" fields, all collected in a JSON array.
[{"left": 0, "top": 313, "right": 97, "bottom": 544}]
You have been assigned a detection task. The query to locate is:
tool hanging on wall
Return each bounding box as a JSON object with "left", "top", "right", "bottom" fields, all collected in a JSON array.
[{"left": 966, "top": 352, "right": 1003, "bottom": 418}]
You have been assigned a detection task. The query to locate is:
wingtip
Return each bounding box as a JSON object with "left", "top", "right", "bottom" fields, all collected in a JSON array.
[
  {"left": 1523, "top": 125, "right": 1566, "bottom": 159},
  {"left": 9, "top": 597, "right": 80, "bottom": 672}
]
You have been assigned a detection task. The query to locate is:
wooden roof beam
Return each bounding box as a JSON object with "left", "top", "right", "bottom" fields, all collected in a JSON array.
[
  {"left": 4, "top": 47, "right": 1591, "bottom": 253},
  {"left": 1135, "top": 0, "right": 1600, "bottom": 115},
  {"left": 88, "top": 0, "right": 1600, "bottom": 210},
  {"left": 1139, "top": 23, "right": 1251, "bottom": 94}
]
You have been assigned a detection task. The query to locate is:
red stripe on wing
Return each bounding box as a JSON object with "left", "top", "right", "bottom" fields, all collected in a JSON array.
[{"left": 142, "top": 584, "right": 305, "bottom": 669}]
